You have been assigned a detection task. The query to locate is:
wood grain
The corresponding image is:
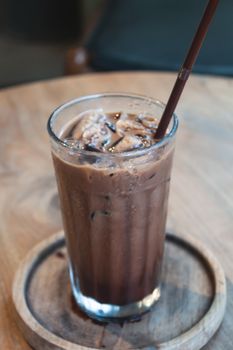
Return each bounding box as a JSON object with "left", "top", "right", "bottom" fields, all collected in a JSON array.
[
  {"left": 12, "top": 231, "right": 226, "bottom": 350},
  {"left": 0, "top": 72, "right": 233, "bottom": 349}
]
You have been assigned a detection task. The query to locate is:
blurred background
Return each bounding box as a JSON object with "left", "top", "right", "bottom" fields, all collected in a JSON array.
[
  {"left": 0, "top": 0, "right": 100, "bottom": 87},
  {"left": 0, "top": 0, "right": 232, "bottom": 88}
]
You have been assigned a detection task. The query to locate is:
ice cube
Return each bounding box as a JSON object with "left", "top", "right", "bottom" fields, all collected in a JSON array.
[
  {"left": 139, "top": 115, "right": 158, "bottom": 131},
  {"left": 82, "top": 124, "right": 111, "bottom": 151},
  {"left": 112, "top": 135, "right": 144, "bottom": 152},
  {"left": 116, "top": 120, "right": 147, "bottom": 137},
  {"left": 72, "top": 110, "right": 106, "bottom": 139}
]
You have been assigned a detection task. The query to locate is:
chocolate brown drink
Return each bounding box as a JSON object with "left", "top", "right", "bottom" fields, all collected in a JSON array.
[{"left": 48, "top": 94, "right": 178, "bottom": 320}]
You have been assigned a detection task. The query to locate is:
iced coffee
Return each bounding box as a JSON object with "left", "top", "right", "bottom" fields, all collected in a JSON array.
[{"left": 48, "top": 93, "right": 178, "bottom": 320}]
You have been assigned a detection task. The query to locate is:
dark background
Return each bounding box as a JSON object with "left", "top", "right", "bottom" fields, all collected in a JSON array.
[
  {"left": 0, "top": 0, "right": 231, "bottom": 88},
  {"left": 0, "top": 0, "right": 102, "bottom": 87}
]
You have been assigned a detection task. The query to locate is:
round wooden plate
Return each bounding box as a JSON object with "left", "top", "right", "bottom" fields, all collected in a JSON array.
[{"left": 12, "top": 232, "right": 226, "bottom": 350}]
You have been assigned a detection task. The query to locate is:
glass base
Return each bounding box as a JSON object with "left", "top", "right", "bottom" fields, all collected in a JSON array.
[{"left": 70, "top": 269, "right": 161, "bottom": 322}]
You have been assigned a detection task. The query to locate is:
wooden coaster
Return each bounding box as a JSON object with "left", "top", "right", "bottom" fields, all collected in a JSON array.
[{"left": 12, "top": 232, "right": 226, "bottom": 350}]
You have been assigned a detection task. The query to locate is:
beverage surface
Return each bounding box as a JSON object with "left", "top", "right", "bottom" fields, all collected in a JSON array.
[{"left": 62, "top": 110, "right": 159, "bottom": 153}]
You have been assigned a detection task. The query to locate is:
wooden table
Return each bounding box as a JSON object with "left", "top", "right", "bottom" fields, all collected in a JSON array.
[{"left": 0, "top": 72, "right": 233, "bottom": 349}]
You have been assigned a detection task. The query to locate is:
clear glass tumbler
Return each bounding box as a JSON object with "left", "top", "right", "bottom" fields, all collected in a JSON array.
[{"left": 47, "top": 93, "right": 178, "bottom": 321}]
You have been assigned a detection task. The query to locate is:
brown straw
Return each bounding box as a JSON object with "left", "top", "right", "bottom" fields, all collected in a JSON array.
[{"left": 155, "top": 0, "right": 219, "bottom": 139}]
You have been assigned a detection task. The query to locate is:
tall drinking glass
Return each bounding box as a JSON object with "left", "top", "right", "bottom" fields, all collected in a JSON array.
[{"left": 47, "top": 93, "right": 178, "bottom": 321}]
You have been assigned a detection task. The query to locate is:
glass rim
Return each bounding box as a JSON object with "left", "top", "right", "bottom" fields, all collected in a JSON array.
[{"left": 47, "top": 92, "right": 179, "bottom": 158}]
